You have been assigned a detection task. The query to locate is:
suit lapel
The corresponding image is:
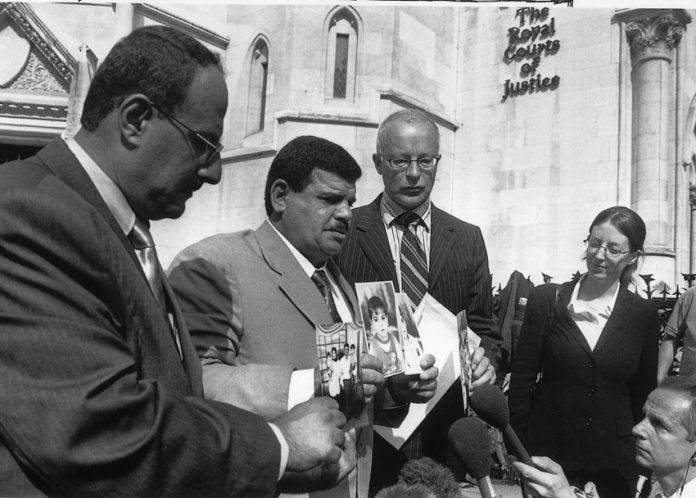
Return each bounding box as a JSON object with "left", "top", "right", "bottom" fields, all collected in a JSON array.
[
  {"left": 37, "top": 140, "right": 192, "bottom": 388},
  {"left": 355, "top": 196, "right": 397, "bottom": 284},
  {"left": 593, "top": 285, "right": 630, "bottom": 353},
  {"left": 555, "top": 281, "right": 594, "bottom": 357},
  {"left": 256, "top": 221, "right": 333, "bottom": 327},
  {"left": 428, "top": 205, "right": 456, "bottom": 289},
  {"left": 162, "top": 275, "right": 203, "bottom": 395},
  {"left": 36, "top": 140, "right": 144, "bottom": 276},
  {"left": 328, "top": 259, "right": 359, "bottom": 321}
]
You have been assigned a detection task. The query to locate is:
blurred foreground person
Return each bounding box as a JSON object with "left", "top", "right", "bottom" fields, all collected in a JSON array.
[
  {"left": 510, "top": 206, "right": 659, "bottom": 498},
  {"left": 0, "top": 26, "right": 352, "bottom": 497}
]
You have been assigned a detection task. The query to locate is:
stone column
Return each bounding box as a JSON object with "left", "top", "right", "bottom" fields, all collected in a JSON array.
[
  {"left": 615, "top": 9, "right": 691, "bottom": 284},
  {"left": 690, "top": 184, "right": 696, "bottom": 274},
  {"left": 113, "top": 3, "right": 135, "bottom": 42}
]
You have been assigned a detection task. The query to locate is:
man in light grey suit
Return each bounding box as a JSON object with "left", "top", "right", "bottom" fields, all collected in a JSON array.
[{"left": 169, "top": 135, "right": 439, "bottom": 497}]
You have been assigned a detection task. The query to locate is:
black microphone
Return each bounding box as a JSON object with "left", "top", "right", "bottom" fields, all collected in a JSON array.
[
  {"left": 469, "top": 384, "right": 533, "bottom": 466},
  {"left": 448, "top": 417, "right": 496, "bottom": 498}
]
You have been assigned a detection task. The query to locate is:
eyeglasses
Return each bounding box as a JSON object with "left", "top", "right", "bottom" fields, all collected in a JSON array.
[
  {"left": 150, "top": 102, "right": 223, "bottom": 164},
  {"left": 384, "top": 156, "right": 441, "bottom": 170},
  {"left": 584, "top": 239, "right": 631, "bottom": 258}
]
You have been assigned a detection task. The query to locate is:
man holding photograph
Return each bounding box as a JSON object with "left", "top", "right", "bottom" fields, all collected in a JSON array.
[
  {"left": 169, "top": 135, "right": 439, "bottom": 497},
  {"left": 335, "top": 109, "right": 503, "bottom": 490}
]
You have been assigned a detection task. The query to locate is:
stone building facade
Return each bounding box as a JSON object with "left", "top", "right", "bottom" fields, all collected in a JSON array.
[{"left": 1, "top": 2, "right": 695, "bottom": 293}]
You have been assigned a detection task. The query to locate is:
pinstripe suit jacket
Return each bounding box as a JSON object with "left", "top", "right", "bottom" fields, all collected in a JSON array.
[
  {"left": 334, "top": 195, "right": 502, "bottom": 475},
  {"left": 335, "top": 195, "right": 502, "bottom": 365},
  {"left": 0, "top": 139, "right": 280, "bottom": 497}
]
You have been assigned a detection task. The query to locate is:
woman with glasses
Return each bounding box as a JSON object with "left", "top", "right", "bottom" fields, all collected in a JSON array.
[{"left": 509, "top": 206, "right": 659, "bottom": 498}]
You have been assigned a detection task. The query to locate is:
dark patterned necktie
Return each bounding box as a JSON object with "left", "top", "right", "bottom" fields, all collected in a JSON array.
[
  {"left": 398, "top": 211, "right": 428, "bottom": 310},
  {"left": 128, "top": 219, "right": 182, "bottom": 358},
  {"left": 311, "top": 269, "right": 342, "bottom": 323}
]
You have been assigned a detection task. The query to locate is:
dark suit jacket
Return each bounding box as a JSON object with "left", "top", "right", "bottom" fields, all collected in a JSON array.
[
  {"left": 335, "top": 195, "right": 502, "bottom": 366},
  {"left": 167, "top": 221, "right": 372, "bottom": 498},
  {"left": 334, "top": 195, "right": 502, "bottom": 478},
  {"left": 0, "top": 139, "right": 280, "bottom": 497},
  {"left": 508, "top": 280, "right": 659, "bottom": 480}
]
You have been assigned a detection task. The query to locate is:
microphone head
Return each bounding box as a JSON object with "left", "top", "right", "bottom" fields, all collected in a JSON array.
[
  {"left": 469, "top": 384, "right": 509, "bottom": 430},
  {"left": 447, "top": 417, "right": 491, "bottom": 479}
]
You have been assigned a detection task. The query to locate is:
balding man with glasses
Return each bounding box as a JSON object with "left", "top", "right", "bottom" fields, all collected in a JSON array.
[{"left": 335, "top": 108, "right": 503, "bottom": 493}]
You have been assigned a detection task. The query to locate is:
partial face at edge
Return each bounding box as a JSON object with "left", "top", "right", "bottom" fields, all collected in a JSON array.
[{"left": 632, "top": 389, "right": 696, "bottom": 476}]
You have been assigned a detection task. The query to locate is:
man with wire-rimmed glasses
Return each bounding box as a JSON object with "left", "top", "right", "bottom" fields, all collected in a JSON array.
[
  {"left": 335, "top": 108, "right": 503, "bottom": 493},
  {"left": 0, "top": 25, "right": 354, "bottom": 497}
]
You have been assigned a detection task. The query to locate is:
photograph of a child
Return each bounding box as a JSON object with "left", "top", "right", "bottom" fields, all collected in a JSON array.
[
  {"left": 316, "top": 322, "right": 366, "bottom": 419},
  {"left": 355, "top": 282, "right": 404, "bottom": 377},
  {"left": 396, "top": 293, "right": 425, "bottom": 375}
]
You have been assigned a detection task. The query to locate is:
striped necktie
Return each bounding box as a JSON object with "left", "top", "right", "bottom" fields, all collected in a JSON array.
[
  {"left": 311, "top": 268, "right": 342, "bottom": 323},
  {"left": 128, "top": 219, "right": 182, "bottom": 358},
  {"left": 398, "top": 211, "right": 428, "bottom": 310}
]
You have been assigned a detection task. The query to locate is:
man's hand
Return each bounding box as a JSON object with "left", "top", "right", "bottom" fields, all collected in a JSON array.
[
  {"left": 470, "top": 346, "right": 496, "bottom": 391},
  {"left": 390, "top": 353, "right": 438, "bottom": 404},
  {"left": 277, "top": 428, "right": 357, "bottom": 492},
  {"left": 512, "top": 456, "right": 578, "bottom": 498},
  {"left": 274, "top": 397, "right": 349, "bottom": 473},
  {"left": 360, "top": 353, "right": 384, "bottom": 404},
  {"left": 583, "top": 482, "right": 600, "bottom": 498}
]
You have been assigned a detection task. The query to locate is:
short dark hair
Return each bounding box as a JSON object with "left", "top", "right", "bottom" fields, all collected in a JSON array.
[
  {"left": 656, "top": 376, "right": 696, "bottom": 442},
  {"left": 367, "top": 296, "right": 387, "bottom": 318},
  {"left": 81, "top": 26, "right": 222, "bottom": 131},
  {"left": 264, "top": 135, "right": 362, "bottom": 216},
  {"left": 587, "top": 206, "right": 646, "bottom": 285}
]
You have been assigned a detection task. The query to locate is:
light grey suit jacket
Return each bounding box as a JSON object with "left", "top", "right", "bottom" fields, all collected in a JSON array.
[{"left": 168, "top": 220, "right": 372, "bottom": 498}]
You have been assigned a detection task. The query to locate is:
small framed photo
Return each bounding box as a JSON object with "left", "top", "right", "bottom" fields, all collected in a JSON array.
[
  {"left": 396, "top": 292, "right": 425, "bottom": 376},
  {"left": 355, "top": 281, "right": 404, "bottom": 378},
  {"left": 316, "top": 322, "right": 367, "bottom": 420}
]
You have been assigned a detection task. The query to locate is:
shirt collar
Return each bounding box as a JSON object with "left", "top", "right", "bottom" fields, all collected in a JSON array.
[
  {"left": 268, "top": 221, "right": 327, "bottom": 278},
  {"left": 380, "top": 194, "right": 432, "bottom": 231},
  {"left": 63, "top": 136, "right": 136, "bottom": 235},
  {"left": 567, "top": 273, "right": 620, "bottom": 317}
]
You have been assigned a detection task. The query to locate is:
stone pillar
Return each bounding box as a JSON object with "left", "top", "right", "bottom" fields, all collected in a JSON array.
[
  {"left": 113, "top": 3, "right": 135, "bottom": 42},
  {"left": 615, "top": 9, "right": 691, "bottom": 284},
  {"left": 690, "top": 184, "right": 696, "bottom": 274}
]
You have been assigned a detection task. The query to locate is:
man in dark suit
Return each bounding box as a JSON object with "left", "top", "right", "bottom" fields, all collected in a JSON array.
[
  {"left": 334, "top": 109, "right": 503, "bottom": 491},
  {"left": 0, "top": 27, "right": 353, "bottom": 497},
  {"left": 168, "top": 136, "right": 440, "bottom": 497}
]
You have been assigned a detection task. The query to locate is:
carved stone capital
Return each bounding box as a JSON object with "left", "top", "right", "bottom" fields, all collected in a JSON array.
[{"left": 625, "top": 13, "right": 687, "bottom": 65}]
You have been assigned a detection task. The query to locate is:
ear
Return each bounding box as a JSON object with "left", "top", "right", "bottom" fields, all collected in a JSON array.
[
  {"left": 269, "top": 179, "right": 291, "bottom": 215},
  {"left": 118, "top": 94, "right": 154, "bottom": 148},
  {"left": 626, "top": 252, "right": 640, "bottom": 267},
  {"left": 373, "top": 153, "right": 383, "bottom": 175}
]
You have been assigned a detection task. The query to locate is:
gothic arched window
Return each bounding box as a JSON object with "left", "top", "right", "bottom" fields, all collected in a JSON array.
[
  {"left": 246, "top": 39, "right": 268, "bottom": 136},
  {"left": 325, "top": 9, "right": 358, "bottom": 101}
]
